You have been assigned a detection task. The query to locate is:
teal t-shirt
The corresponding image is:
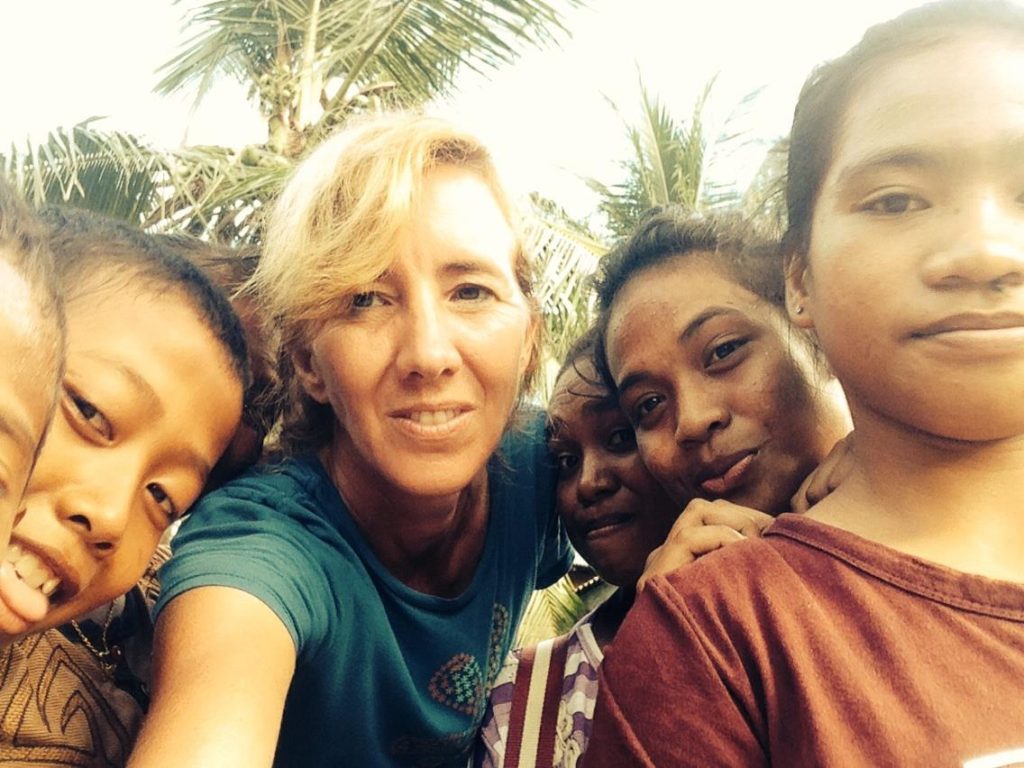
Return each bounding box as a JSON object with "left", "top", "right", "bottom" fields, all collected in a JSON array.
[{"left": 156, "top": 414, "right": 571, "bottom": 767}]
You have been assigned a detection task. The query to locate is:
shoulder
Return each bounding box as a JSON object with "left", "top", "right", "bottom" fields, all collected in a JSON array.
[
  {"left": 184, "top": 455, "right": 335, "bottom": 530},
  {"left": 644, "top": 517, "right": 847, "bottom": 643}
]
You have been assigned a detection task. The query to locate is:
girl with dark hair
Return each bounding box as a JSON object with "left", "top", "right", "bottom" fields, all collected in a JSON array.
[
  {"left": 594, "top": 208, "right": 849, "bottom": 517},
  {"left": 587, "top": 2, "right": 1024, "bottom": 764}
]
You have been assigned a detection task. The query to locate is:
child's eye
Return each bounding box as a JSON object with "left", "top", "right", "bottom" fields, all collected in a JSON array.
[
  {"left": 146, "top": 482, "right": 179, "bottom": 523},
  {"left": 862, "top": 192, "right": 929, "bottom": 215},
  {"left": 453, "top": 284, "right": 494, "bottom": 302},
  {"left": 606, "top": 428, "right": 637, "bottom": 452},
  {"left": 65, "top": 388, "right": 113, "bottom": 441}
]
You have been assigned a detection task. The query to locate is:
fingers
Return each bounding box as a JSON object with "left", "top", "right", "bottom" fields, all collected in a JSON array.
[
  {"left": 638, "top": 525, "right": 745, "bottom": 591},
  {"left": 637, "top": 499, "right": 774, "bottom": 591},
  {"left": 675, "top": 498, "right": 774, "bottom": 539},
  {"left": 791, "top": 431, "right": 856, "bottom": 512}
]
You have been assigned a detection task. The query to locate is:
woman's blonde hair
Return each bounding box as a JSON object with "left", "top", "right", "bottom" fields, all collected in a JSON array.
[{"left": 252, "top": 111, "right": 541, "bottom": 452}]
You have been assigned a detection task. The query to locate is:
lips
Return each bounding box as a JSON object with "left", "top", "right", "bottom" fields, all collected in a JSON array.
[
  {"left": 575, "top": 511, "right": 635, "bottom": 539},
  {"left": 912, "top": 311, "right": 1024, "bottom": 337},
  {"left": 696, "top": 450, "right": 756, "bottom": 496}
]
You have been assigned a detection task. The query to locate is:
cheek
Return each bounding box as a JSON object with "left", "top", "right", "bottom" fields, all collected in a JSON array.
[
  {"left": 636, "top": 431, "right": 676, "bottom": 487},
  {"left": 555, "top": 478, "right": 578, "bottom": 517},
  {"left": 103, "top": 522, "right": 163, "bottom": 597}
]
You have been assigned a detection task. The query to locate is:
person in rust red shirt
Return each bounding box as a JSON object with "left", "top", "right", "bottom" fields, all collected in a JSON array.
[{"left": 586, "top": 2, "right": 1024, "bottom": 765}]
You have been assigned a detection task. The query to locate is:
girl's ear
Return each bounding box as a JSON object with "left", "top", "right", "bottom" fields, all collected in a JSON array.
[
  {"left": 291, "top": 346, "right": 330, "bottom": 404},
  {"left": 785, "top": 252, "right": 815, "bottom": 330}
]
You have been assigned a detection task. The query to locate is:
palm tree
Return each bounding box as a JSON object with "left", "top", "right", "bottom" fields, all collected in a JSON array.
[
  {"left": 156, "top": 0, "right": 583, "bottom": 160},
  {"left": 588, "top": 75, "right": 763, "bottom": 239},
  {"left": 2, "top": 0, "right": 583, "bottom": 243}
]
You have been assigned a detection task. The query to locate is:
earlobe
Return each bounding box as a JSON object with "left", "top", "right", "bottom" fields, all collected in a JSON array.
[
  {"left": 292, "top": 347, "right": 330, "bottom": 404},
  {"left": 785, "top": 255, "right": 815, "bottom": 329}
]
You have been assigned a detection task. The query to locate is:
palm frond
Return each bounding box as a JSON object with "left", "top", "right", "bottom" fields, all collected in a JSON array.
[
  {"left": 1, "top": 121, "right": 173, "bottom": 224},
  {"left": 524, "top": 213, "right": 604, "bottom": 395},
  {"left": 158, "top": 0, "right": 583, "bottom": 150},
  {"left": 514, "top": 574, "right": 587, "bottom": 648}
]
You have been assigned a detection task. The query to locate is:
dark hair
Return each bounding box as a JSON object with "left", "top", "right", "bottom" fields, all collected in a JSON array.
[
  {"left": 595, "top": 207, "right": 784, "bottom": 312},
  {"left": 785, "top": 0, "right": 1024, "bottom": 258},
  {"left": 41, "top": 208, "right": 250, "bottom": 392},
  {"left": 0, "top": 182, "right": 65, "bottom": 390}
]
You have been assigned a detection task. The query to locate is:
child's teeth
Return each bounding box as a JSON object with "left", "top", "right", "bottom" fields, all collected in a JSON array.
[
  {"left": 23, "top": 569, "right": 47, "bottom": 589},
  {"left": 3, "top": 546, "right": 60, "bottom": 596}
]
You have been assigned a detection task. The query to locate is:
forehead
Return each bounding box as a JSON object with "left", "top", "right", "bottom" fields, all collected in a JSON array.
[
  {"left": 606, "top": 256, "right": 759, "bottom": 356},
  {"left": 0, "top": 304, "right": 54, "bottom": 461},
  {"left": 829, "top": 34, "right": 1024, "bottom": 177},
  {"left": 549, "top": 363, "right": 612, "bottom": 417},
  {"left": 405, "top": 165, "right": 518, "bottom": 270},
  {"left": 0, "top": 259, "right": 42, "bottom": 339}
]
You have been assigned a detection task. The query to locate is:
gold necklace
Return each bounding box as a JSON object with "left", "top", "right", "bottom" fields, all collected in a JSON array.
[{"left": 70, "top": 601, "right": 118, "bottom": 674}]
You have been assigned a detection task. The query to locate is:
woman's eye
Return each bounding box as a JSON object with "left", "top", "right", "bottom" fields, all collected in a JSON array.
[
  {"left": 66, "top": 389, "right": 113, "bottom": 440},
  {"left": 709, "top": 338, "right": 748, "bottom": 364},
  {"left": 555, "top": 453, "right": 579, "bottom": 474},
  {"left": 862, "top": 193, "right": 929, "bottom": 215},
  {"left": 146, "top": 482, "right": 178, "bottom": 522},
  {"left": 350, "top": 292, "right": 380, "bottom": 309},
  {"left": 632, "top": 395, "right": 664, "bottom": 425},
  {"left": 453, "top": 284, "right": 493, "bottom": 302},
  {"left": 606, "top": 428, "right": 637, "bottom": 452}
]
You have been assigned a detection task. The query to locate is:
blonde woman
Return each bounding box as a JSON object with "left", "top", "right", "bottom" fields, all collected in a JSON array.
[{"left": 130, "top": 113, "right": 571, "bottom": 768}]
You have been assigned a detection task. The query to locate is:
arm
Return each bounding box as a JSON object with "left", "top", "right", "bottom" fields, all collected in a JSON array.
[{"left": 128, "top": 586, "right": 296, "bottom": 768}]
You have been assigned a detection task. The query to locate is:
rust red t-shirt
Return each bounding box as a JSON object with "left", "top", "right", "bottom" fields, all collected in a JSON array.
[{"left": 585, "top": 515, "right": 1024, "bottom": 767}]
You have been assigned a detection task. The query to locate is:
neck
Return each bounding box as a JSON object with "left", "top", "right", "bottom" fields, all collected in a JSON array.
[
  {"left": 590, "top": 587, "right": 635, "bottom": 651},
  {"left": 320, "top": 438, "right": 490, "bottom": 597},
  {"left": 806, "top": 413, "right": 1024, "bottom": 581}
]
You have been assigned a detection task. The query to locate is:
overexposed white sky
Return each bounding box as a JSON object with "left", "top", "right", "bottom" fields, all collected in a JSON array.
[{"left": 0, "top": 0, "right": 988, "bottom": 221}]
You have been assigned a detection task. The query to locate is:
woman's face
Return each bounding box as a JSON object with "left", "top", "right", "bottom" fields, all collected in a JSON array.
[
  {"left": 3, "top": 279, "right": 243, "bottom": 638},
  {"left": 299, "top": 165, "right": 536, "bottom": 501},
  {"left": 606, "top": 254, "right": 845, "bottom": 515},
  {"left": 793, "top": 32, "right": 1024, "bottom": 443},
  {"left": 547, "top": 358, "right": 679, "bottom": 587}
]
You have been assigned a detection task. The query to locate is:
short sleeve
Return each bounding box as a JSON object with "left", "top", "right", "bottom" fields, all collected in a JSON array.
[
  {"left": 585, "top": 576, "right": 767, "bottom": 767},
  {"left": 155, "top": 468, "right": 335, "bottom": 655}
]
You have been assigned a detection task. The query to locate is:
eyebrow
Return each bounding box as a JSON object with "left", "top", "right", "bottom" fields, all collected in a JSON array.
[
  {"left": 833, "top": 149, "right": 941, "bottom": 187},
  {"left": 77, "top": 353, "right": 165, "bottom": 419},
  {"left": 438, "top": 259, "right": 508, "bottom": 280},
  {"left": 616, "top": 306, "right": 743, "bottom": 396}
]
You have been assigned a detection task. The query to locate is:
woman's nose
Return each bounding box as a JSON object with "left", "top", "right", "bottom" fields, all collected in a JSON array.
[
  {"left": 673, "top": 390, "right": 730, "bottom": 444},
  {"left": 576, "top": 455, "right": 616, "bottom": 505},
  {"left": 921, "top": 196, "right": 1024, "bottom": 291},
  {"left": 394, "top": 297, "right": 462, "bottom": 380}
]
